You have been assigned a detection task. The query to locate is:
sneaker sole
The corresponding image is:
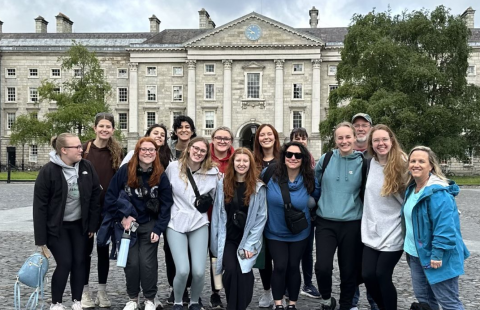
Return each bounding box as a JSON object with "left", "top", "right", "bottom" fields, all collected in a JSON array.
[{"left": 300, "top": 290, "right": 320, "bottom": 299}]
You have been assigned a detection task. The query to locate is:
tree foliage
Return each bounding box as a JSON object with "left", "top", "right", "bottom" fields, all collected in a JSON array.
[{"left": 320, "top": 6, "right": 480, "bottom": 160}]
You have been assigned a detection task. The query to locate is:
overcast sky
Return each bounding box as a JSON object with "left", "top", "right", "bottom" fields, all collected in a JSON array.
[{"left": 0, "top": 0, "right": 478, "bottom": 33}]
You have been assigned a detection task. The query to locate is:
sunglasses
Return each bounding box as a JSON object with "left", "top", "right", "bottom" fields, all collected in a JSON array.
[
  {"left": 285, "top": 151, "right": 304, "bottom": 159},
  {"left": 95, "top": 112, "right": 114, "bottom": 118}
]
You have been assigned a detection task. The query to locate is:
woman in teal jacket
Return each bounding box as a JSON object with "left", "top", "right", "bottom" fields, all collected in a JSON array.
[{"left": 402, "top": 146, "right": 469, "bottom": 310}]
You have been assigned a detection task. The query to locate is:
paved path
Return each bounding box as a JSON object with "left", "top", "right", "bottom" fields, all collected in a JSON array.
[{"left": 1, "top": 184, "right": 479, "bottom": 309}]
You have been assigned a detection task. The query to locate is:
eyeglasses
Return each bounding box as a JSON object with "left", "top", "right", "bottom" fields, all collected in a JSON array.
[
  {"left": 64, "top": 145, "right": 83, "bottom": 150},
  {"left": 353, "top": 124, "right": 371, "bottom": 129},
  {"left": 95, "top": 112, "right": 114, "bottom": 118},
  {"left": 140, "top": 147, "right": 156, "bottom": 153},
  {"left": 372, "top": 138, "right": 390, "bottom": 144},
  {"left": 213, "top": 136, "right": 232, "bottom": 142},
  {"left": 191, "top": 145, "right": 207, "bottom": 155},
  {"left": 285, "top": 151, "right": 304, "bottom": 159}
]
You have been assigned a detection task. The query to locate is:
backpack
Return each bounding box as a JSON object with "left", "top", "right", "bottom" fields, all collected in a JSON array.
[{"left": 14, "top": 252, "right": 49, "bottom": 310}]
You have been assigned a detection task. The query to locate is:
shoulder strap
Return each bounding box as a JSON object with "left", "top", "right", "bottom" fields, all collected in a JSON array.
[
  {"left": 186, "top": 169, "right": 201, "bottom": 198},
  {"left": 261, "top": 163, "right": 276, "bottom": 186},
  {"left": 279, "top": 178, "right": 292, "bottom": 210},
  {"left": 360, "top": 156, "right": 370, "bottom": 202},
  {"left": 82, "top": 141, "right": 92, "bottom": 159},
  {"left": 319, "top": 151, "right": 333, "bottom": 184}
]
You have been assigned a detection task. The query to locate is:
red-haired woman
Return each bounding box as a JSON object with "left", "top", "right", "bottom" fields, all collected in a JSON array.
[
  {"left": 211, "top": 148, "right": 267, "bottom": 310},
  {"left": 253, "top": 124, "right": 281, "bottom": 308},
  {"left": 103, "top": 137, "right": 173, "bottom": 310}
]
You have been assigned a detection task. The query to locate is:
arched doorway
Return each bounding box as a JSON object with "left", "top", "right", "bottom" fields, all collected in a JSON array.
[{"left": 239, "top": 123, "right": 259, "bottom": 151}]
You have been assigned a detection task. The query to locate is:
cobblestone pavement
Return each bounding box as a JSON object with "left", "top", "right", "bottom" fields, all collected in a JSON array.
[{"left": 1, "top": 184, "right": 479, "bottom": 309}]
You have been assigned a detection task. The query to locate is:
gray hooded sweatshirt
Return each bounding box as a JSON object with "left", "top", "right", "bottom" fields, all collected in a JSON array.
[{"left": 49, "top": 150, "right": 81, "bottom": 221}]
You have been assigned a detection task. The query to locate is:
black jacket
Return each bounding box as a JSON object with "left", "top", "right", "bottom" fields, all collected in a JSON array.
[{"left": 33, "top": 159, "right": 101, "bottom": 245}]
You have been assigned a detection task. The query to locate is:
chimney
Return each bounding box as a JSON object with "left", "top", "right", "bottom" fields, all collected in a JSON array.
[
  {"left": 309, "top": 6, "right": 319, "bottom": 28},
  {"left": 199, "top": 8, "right": 210, "bottom": 29},
  {"left": 207, "top": 18, "right": 216, "bottom": 29},
  {"left": 149, "top": 14, "right": 161, "bottom": 33},
  {"left": 56, "top": 13, "right": 73, "bottom": 33},
  {"left": 461, "top": 7, "right": 475, "bottom": 28},
  {"left": 35, "top": 16, "right": 48, "bottom": 33},
  {"left": 0, "top": 20, "right": 3, "bottom": 33}
]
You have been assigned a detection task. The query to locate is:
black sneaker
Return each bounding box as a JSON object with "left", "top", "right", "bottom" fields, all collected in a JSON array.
[
  {"left": 167, "top": 290, "right": 174, "bottom": 305},
  {"left": 209, "top": 293, "right": 223, "bottom": 309},
  {"left": 286, "top": 305, "right": 296, "bottom": 310},
  {"left": 188, "top": 303, "right": 202, "bottom": 310},
  {"left": 198, "top": 297, "right": 205, "bottom": 310},
  {"left": 274, "top": 306, "right": 284, "bottom": 310},
  {"left": 183, "top": 290, "right": 190, "bottom": 305},
  {"left": 172, "top": 304, "right": 184, "bottom": 310},
  {"left": 320, "top": 297, "right": 337, "bottom": 310}
]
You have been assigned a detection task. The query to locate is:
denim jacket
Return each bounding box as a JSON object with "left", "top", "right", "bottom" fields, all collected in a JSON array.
[
  {"left": 210, "top": 179, "right": 267, "bottom": 274},
  {"left": 401, "top": 175, "right": 470, "bottom": 284}
]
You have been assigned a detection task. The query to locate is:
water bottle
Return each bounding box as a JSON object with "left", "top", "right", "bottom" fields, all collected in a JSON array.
[{"left": 117, "top": 230, "right": 131, "bottom": 268}]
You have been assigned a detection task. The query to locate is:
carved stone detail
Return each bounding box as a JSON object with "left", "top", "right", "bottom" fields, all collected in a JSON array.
[
  {"left": 274, "top": 59, "right": 285, "bottom": 69},
  {"left": 186, "top": 60, "right": 197, "bottom": 69},
  {"left": 312, "top": 59, "right": 322, "bottom": 68},
  {"left": 128, "top": 62, "right": 138, "bottom": 71},
  {"left": 241, "top": 100, "right": 266, "bottom": 109},
  {"left": 222, "top": 59, "right": 233, "bottom": 69}
]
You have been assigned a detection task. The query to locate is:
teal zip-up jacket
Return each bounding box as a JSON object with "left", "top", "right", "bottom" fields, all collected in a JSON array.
[
  {"left": 401, "top": 175, "right": 470, "bottom": 285},
  {"left": 210, "top": 179, "right": 267, "bottom": 274},
  {"left": 314, "top": 149, "right": 364, "bottom": 221}
]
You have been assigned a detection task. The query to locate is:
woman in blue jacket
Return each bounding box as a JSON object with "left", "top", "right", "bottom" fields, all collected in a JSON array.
[
  {"left": 210, "top": 148, "right": 267, "bottom": 310},
  {"left": 402, "top": 146, "right": 469, "bottom": 310},
  {"left": 264, "top": 142, "right": 320, "bottom": 310}
]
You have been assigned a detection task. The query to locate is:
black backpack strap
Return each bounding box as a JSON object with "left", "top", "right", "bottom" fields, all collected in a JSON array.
[
  {"left": 319, "top": 151, "right": 333, "bottom": 184},
  {"left": 360, "top": 156, "right": 371, "bottom": 202},
  {"left": 186, "top": 169, "right": 201, "bottom": 199},
  {"left": 261, "top": 163, "right": 277, "bottom": 186},
  {"left": 278, "top": 178, "right": 292, "bottom": 210}
]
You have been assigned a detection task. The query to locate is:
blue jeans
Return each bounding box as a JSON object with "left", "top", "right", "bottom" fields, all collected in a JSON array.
[
  {"left": 352, "top": 286, "right": 379, "bottom": 309},
  {"left": 407, "top": 254, "right": 464, "bottom": 310}
]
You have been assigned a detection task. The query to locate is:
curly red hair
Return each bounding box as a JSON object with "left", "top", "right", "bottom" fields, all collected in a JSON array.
[
  {"left": 223, "top": 148, "right": 259, "bottom": 206},
  {"left": 127, "top": 137, "right": 164, "bottom": 188}
]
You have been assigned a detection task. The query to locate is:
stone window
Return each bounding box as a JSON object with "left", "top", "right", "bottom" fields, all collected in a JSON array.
[
  {"left": 173, "top": 86, "right": 183, "bottom": 102},
  {"left": 51, "top": 68, "right": 61, "bottom": 78},
  {"left": 205, "top": 64, "right": 215, "bottom": 74},
  {"left": 29, "top": 69, "right": 38, "bottom": 78},
  {"left": 205, "top": 84, "right": 215, "bottom": 100},
  {"left": 329, "top": 84, "right": 339, "bottom": 94},
  {"left": 6, "top": 87, "right": 16, "bottom": 102},
  {"left": 29, "top": 145, "right": 38, "bottom": 163},
  {"left": 29, "top": 88, "right": 39, "bottom": 102},
  {"left": 172, "top": 66, "right": 184, "bottom": 76},
  {"left": 146, "top": 66, "right": 157, "bottom": 76},
  {"left": 292, "top": 63, "right": 304, "bottom": 74},
  {"left": 118, "top": 68, "right": 128, "bottom": 78},
  {"left": 293, "top": 83, "right": 303, "bottom": 99},
  {"left": 328, "top": 65, "right": 337, "bottom": 76},
  {"left": 6, "top": 68, "right": 16, "bottom": 78},
  {"left": 74, "top": 68, "right": 82, "bottom": 78},
  {"left": 118, "top": 87, "right": 128, "bottom": 102},
  {"left": 146, "top": 112, "right": 156, "bottom": 128},
  {"left": 467, "top": 66, "right": 476, "bottom": 76},
  {"left": 146, "top": 86, "right": 157, "bottom": 102},
  {"left": 7, "top": 113, "right": 16, "bottom": 129},
  {"left": 246, "top": 73, "right": 261, "bottom": 99},
  {"left": 292, "top": 111, "right": 303, "bottom": 129},
  {"left": 53, "top": 87, "right": 61, "bottom": 95},
  {"left": 204, "top": 111, "right": 215, "bottom": 136},
  {"left": 119, "top": 113, "right": 128, "bottom": 130}
]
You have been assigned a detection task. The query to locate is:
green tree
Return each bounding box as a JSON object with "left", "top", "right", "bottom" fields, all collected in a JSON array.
[{"left": 320, "top": 6, "right": 480, "bottom": 160}]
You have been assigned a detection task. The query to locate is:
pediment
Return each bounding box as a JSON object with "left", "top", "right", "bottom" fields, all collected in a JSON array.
[
  {"left": 185, "top": 12, "right": 324, "bottom": 48},
  {"left": 242, "top": 61, "right": 265, "bottom": 70}
]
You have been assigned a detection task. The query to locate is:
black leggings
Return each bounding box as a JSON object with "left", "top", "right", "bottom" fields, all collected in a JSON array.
[
  {"left": 223, "top": 242, "right": 254, "bottom": 310},
  {"left": 268, "top": 238, "right": 308, "bottom": 302},
  {"left": 258, "top": 238, "right": 272, "bottom": 290},
  {"left": 47, "top": 220, "right": 88, "bottom": 303},
  {"left": 362, "top": 246, "right": 403, "bottom": 310},
  {"left": 85, "top": 235, "right": 110, "bottom": 285}
]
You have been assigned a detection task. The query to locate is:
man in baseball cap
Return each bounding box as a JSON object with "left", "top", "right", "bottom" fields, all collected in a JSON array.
[{"left": 351, "top": 113, "right": 373, "bottom": 155}]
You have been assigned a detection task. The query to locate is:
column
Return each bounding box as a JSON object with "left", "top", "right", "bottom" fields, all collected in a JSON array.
[
  {"left": 186, "top": 60, "right": 197, "bottom": 123},
  {"left": 222, "top": 60, "right": 233, "bottom": 129},
  {"left": 128, "top": 62, "right": 139, "bottom": 151},
  {"left": 311, "top": 59, "right": 321, "bottom": 134},
  {"left": 274, "top": 59, "right": 285, "bottom": 134}
]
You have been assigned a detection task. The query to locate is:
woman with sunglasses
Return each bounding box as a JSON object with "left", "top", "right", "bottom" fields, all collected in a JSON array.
[
  {"left": 253, "top": 124, "right": 281, "bottom": 308},
  {"left": 165, "top": 137, "right": 219, "bottom": 310},
  {"left": 264, "top": 142, "right": 320, "bottom": 310},
  {"left": 81, "top": 112, "right": 123, "bottom": 308},
  {"left": 34, "top": 133, "right": 101, "bottom": 310},
  {"left": 210, "top": 148, "right": 267, "bottom": 310},
  {"left": 103, "top": 137, "right": 173, "bottom": 310}
]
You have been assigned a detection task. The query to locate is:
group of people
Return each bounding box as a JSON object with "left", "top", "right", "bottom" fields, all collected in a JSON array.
[{"left": 33, "top": 112, "right": 469, "bottom": 310}]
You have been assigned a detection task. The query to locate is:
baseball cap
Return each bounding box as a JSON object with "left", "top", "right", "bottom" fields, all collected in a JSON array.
[{"left": 352, "top": 113, "right": 372, "bottom": 125}]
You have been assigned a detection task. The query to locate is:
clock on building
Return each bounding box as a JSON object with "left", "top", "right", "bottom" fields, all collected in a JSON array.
[{"left": 245, "top": 24, "right": 262, "bottom": 41}]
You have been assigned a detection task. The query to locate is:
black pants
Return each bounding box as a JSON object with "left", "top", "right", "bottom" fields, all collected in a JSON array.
[
  {"left": 85, "top": 235, "right": 110, "bottom": 285},
  {"left": 258, "top": 238, "right": 272, "bottom": 290},
  {"left": 268, "top": 238, "right": 308, "bottom": 301},
  {"left": 164, "top": 234, "right": 192, "bottom": 288},
  {"left": 47, "top": 220, "right": 88, "bottom": 303},
  {"left": 301, "top": 224, "right": 315, "bottom": 286},
  {"left": 125, "top": 220, "right": 158, "bottom": 300},
  {"left": 223, "top": 242, "right": 254, "bottom": 310},
  {"left": 362, "top": 246, "right": 403, "bottom": 310},
  {"left": 314, "top": 218, "right": 362, "bottom": 310}
]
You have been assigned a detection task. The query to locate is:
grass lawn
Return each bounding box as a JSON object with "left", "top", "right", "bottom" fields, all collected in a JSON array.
[
  {"left": 0, "top": 171, "right": 39, "bottom": 180},
  {"left": 450, "top": 176, "right": 480, "bottom": 186}
]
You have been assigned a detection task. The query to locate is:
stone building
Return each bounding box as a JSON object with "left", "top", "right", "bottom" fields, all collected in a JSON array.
[{"left": 0, "top": 7, "right": 478, "bottom": 170}]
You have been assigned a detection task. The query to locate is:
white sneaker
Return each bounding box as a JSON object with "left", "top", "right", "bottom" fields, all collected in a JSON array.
[
  {"left": 72, "top": 300, "right": 82, "bottom": 310},
  {"left": 259, "top": 289, "right": 274, "bottom": 308},
  {"left": 123, "top": 300, "right": 138, "bottom": 310},
  {"left": 95, "top": 291, "right": 112, "bottom": 307},
  {"left": 81, "top": 292, "right": 95, "bottom": 308},
  {"left": 350, "top": 307, "right": 359, "bottom": 310},
  {"left": 144, "top": 300, "right": 156, "bottom": 310},
  {"left": 154, "top": 296, "right": 163, "bottom": 310},
  {"left": 50, "top": 303, "right": 66, "bottom": 310}
]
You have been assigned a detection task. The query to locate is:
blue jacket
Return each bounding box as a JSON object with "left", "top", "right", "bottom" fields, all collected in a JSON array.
[
  {"left": 210, "top": 179, "right": 267, "bottom": 274},
  {"left": 401, "top": 176, "right": 470, "bottom": 284},
  {"left": 264, "top": 174, "right": 321, "bottom": 242},
  {"left": 314, "top": 149, "right": 364, "bottom": 221}
]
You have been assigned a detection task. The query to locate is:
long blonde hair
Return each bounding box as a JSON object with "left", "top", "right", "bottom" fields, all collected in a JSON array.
[
  {"left": 406, "top": 146, "right": 448, "bottom": 185},
  {"left": 177, "top": 137, "right": 216, "bottom": 184},
  {"left": 367, "top": 125, "right": 407, "bottom": 196}
]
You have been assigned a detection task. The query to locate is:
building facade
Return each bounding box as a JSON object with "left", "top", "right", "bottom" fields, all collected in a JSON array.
[{"left": 0, "top": 7, "right": 479, "bottom": 171}]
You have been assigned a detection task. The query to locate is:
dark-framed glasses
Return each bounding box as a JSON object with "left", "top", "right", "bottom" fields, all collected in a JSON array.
[
  {"left": 191, "top": 145, "right": 207, "bottom": 155},
  {"left": 213, "top": 136, "right": 232, "bottom": 142},
  {"left": 64, "top": 145, "right": 83, "bottom": 150},
  {"left": 140, "top": 147, "right": 156, "bottom": 153},
  {"left": 285, "top": 152, "right": 304, "bottom": 159}
]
